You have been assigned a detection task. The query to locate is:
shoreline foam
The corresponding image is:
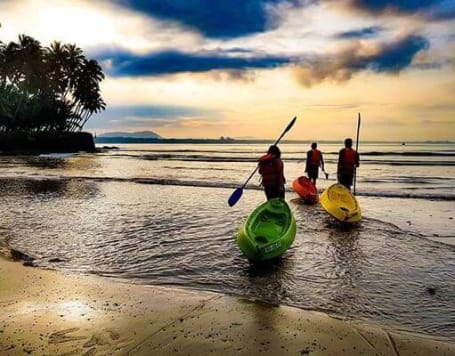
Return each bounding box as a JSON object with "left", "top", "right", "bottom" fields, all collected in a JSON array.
[{"left": 0, "top": 253, "right": 453, "bottom": 355}]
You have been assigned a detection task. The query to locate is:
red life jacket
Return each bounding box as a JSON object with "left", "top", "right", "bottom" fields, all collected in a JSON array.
[
  {"left": 258, "top": 154, "right": 284, "bottom": 187},
  {"left": 339, "top": 148, "right": 357, "bottom": 171},
  {"left": 308, "top": 149, "right": 322, "bottom": 167}
]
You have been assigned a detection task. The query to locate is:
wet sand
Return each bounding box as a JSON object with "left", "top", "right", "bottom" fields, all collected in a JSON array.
[{"left": 0, "top": 256, "right": 453, "bottom": 355}]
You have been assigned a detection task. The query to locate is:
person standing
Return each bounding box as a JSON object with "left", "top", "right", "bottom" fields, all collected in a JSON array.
[
  {"left": 305, "top": 142, "right": 325, "bottom": 186},
  {"left": 337, "top": 138, "right": 359, "bottom": 190},
  {"left": 258, "top": 145, "right": 285, "bottom": 200}
]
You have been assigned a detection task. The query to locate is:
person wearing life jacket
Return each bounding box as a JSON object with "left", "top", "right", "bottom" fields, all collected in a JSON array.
[
  {"left": 258, "top": 145, "right": 285, "bottom": 200},
  {"left": 337, "top": 138, "right": 359, "bottom": 189},
  {"left": 305, "top": 142, "right": 325, "bottom": 186}
]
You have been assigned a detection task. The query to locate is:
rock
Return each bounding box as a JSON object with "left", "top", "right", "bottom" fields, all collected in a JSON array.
[{"left": 10, "top": 249, "right": 35, "bottom": 264}]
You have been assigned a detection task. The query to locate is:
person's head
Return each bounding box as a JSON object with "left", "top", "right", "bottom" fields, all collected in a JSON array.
[
  {"left": 268, "top": 145, "right": 281, "bottom": 158},
  {"left": 311, "top": 142, "right": 317, "bottom": 149},
  {"left": 344, "top": 138, "right": 353, "bottom": 148}
]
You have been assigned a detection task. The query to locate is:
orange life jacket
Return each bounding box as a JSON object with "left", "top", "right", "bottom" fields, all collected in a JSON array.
[
  {"left": 258, "top": 154, "right": 284, "bottom": 187},
  {"left": 339, "top": 148, "right": 357, "bottom": 171},
  {"left": 308, "top": 149, "right": 322, "bottom": 167}
]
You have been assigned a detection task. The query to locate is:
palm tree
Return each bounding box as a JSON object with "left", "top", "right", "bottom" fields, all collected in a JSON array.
[
  {"left": 68, "top": 58, "right": 106, "bottom": 131},
  {"left": 47, "top": 41, "right": 69, "bottom": 98},
  {"left": 63, "top": 44, "right": 84, "bottom": 100},
  {"left": 6, "top": 35, "right": 49, "bottom": 123},
  {"left": 0, "top": 34, "right": 105, "bottom": 133}
]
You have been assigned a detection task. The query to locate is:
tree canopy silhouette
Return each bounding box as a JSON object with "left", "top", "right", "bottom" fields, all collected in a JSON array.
[{"left": 0, "top": 32, "right": 106, "bottom": 133}]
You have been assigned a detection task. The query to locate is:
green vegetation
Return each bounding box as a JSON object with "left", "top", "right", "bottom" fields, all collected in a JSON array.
[{"left": 0, "top": 30, "right": 105, "bottom": 133}]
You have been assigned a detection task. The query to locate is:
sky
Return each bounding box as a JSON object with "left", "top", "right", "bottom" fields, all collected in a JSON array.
[{"left": 0, "top": 0, "right": 454, "bottom": 140}]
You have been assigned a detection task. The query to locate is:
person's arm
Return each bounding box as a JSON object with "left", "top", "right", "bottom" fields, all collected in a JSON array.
[
  {"left": 258, "top": 153, "right": 274, "bottom": 163},
  {"left": 337, "top": 149, "right": 343, "bottom": 174},
  {"left": 320, "top": 152, "right": 325, "bottom": 171},
  {"left": 305, "top": 151, "right": 310, "bottom": 172},
  {"left": 355, "top": 151, "right": 360, "bottom": 168},
  {"left": 277, "top": 159, "right": 285, "bottom": 185}
]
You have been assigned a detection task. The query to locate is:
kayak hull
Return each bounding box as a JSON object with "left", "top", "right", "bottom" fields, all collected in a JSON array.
[
  {"left": 320, "top": 183, "right": 361, "bottom": 223},
  {"left": 237, "top": 198, "right": 296, "bottom": 261},
  {"left": 292, "top": 176, "right": 318, "bottom": 204}
]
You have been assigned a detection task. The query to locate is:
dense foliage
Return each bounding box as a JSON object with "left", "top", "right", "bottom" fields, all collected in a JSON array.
[{"left": 0, "top": 33, "right": 105, "bottom": 133}]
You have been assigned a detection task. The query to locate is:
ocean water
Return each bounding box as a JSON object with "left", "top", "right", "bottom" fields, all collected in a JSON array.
[{"left": 0, "top": 142, "right": 454, "bottom": 340}]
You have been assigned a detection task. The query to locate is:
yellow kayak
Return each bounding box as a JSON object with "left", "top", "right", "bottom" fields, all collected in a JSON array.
[{"left": 320, "top": 184, "right": 361, "bottom": 223}]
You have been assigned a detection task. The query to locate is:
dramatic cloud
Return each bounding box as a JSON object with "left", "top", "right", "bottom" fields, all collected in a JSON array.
[
  {"left": 111, "top": 0, "right": 309, "bottom": 38},
  {"left": 97, "top": 33, "right": 431, "bottom": 83},
  {"left": 98, "top": 50, "right": 293, "bottom": 76},
  {"left": 344, "top": 0, "right": 455, "bottom": 20},
  {"left": 336, "top": 25, "right": 384, "bottom": 39},
  {"left": 294, "top": 34, "right": 429, "bottom": 87},
  {"left": 2, "top": 0, "right": 452, "bottom": 139}
]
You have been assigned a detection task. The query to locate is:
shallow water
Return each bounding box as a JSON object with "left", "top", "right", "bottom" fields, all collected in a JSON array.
[{"left": 0, "top": 142, "right": 454, "bottom": 340}]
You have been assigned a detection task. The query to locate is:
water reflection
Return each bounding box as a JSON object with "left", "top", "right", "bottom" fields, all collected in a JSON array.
[
  {"left": 3, "top": 154, "right": 101, "bottom": 173},
  {"left": 248, "top": 299, "right": 281, "bottom": 350},
  {"left": 1, "top": 180, "right": 454, "bottom": 340},
  {"left": 24, "top": 156, "right": 70, "bottom": 169},
  {"left": 0, "top": 178, "right": 99, "bottom": 199},
  {"left": 326, "top": 228, "right": 363, "bottom": 315}
]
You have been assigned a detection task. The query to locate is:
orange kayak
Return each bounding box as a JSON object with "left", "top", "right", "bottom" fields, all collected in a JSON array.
[{"left": 292, "top": 176, "right": 318, "bottom": 204}]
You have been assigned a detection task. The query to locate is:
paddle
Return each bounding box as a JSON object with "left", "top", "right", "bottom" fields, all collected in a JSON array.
[
  {"left": 228, "top": 116, "right": 297, "bottom": 207},
  {"left": 353, "top": 113, "right": 361, "bottom": 195},
  {"left": 323, "top": 169, "right": 329, "bottom": 180}
]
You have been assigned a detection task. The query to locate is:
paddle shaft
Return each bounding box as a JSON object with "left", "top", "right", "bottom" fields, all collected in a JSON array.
[{"left": 353, "top": 113, "right": 361, "bottom": 194}]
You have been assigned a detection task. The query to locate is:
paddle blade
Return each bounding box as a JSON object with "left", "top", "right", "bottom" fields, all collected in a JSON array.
[
  {"left": 283, "top": 116, "right": 297, "bottom": 134},
  {"left": 228, "top": 188, "right": 243, "bottom": 207}
]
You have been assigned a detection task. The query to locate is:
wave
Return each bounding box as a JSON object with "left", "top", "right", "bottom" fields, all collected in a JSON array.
[
  {"left": 111, "top": 150, "right": 455, "bottom": 157},
  {"left": 356, "top": 191, "right": 455, "bottom": 201},
  {"left": 368, "top": 161, "right": 455, "bottom": 166},
  {"left": 112, "top": 153, "right": 455, "bottom": 166},
  {"left": 354, "top": 151, "right": 455, "bottom": 156},
  {"left": 1, "top": 175, "right": 454, "bottom": 201}
]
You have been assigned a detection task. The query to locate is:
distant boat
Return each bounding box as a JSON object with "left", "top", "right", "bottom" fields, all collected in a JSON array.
[{"left": 401, "top": 142, "right": 406, "bottom": 145}]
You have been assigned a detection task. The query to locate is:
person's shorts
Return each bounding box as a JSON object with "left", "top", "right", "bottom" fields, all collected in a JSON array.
[
  {"left": 264, "top": 186, "right": 285, "bottom": 200},
  {"left": 338, "top": 172, "right": 353, "bottom": 188},
  {"left": 307, "top": 166, "right": 319, "bottom": 179}
]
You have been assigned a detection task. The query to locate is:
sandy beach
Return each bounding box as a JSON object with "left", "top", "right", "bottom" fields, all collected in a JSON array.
[
  {"left": 1, "top": 0, "right": 454, "bottom": 353},
  {"left": 1, "top": 254, "right": 453, "bottom": 356}
]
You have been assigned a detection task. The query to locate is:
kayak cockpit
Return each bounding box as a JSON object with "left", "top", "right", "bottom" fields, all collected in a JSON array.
[{"left": 237, "top": 198, "right": 296, "bottom": 261}]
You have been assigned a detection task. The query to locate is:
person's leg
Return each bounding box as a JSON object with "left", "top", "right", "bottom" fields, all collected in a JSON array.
[
  {"left": 264, "top": 187, "right": 273, "bottom": 200},
  {"left": 265, "top": 186, "right": 284, "bottom": 200},
  {"left": 308, "top": 166, "right": 317, "bottom": 185},
  {"left": 339, "top": 173, "right": 352, "bottom": 189}
]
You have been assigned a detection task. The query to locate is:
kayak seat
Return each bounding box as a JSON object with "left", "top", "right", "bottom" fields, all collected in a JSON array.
[
  {"left": 254, "top": 235, "right": 269, "bottom": 243},
  {"left": 249, "top": 211, "right": 288, "bottom": 243}
]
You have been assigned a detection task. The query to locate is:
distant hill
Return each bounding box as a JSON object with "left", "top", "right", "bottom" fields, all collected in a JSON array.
[{"left": 98, "top": 131, "right": 162, "bottom": 138}]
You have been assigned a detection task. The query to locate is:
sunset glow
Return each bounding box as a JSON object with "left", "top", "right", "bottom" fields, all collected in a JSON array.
[{"left": 1, "top": 0, "right": 454, "bottom": 140}]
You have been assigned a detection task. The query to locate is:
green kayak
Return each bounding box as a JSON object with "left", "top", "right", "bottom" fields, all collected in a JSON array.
[{"left": 237, "top": 198, "right": 296, "bottom": 261}]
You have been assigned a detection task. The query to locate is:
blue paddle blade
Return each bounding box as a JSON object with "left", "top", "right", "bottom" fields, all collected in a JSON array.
[{"left": 228, "top": 188, "right": 243, "bottom": 207}]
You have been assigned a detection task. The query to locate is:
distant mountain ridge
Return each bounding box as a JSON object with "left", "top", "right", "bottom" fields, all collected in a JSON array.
[{"left": 98, "top": 131, "right": 162, "bottom": 138}]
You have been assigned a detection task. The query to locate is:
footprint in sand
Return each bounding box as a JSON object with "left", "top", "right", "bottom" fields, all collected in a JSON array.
[
  {"left": 49, "top": 328, "right": 86, "bottom": 344},
  {"left": 83, "top": 333, "right": 111, "bottom": 347},
  {"left": 83, "top": 328, "right": 121, "bottom": 347},
  {"left": 50, "top": 327, "right": 122, "bottom": 355},
  {"left": 105, "top": 328, "right": 120, "bottom": 340}
]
